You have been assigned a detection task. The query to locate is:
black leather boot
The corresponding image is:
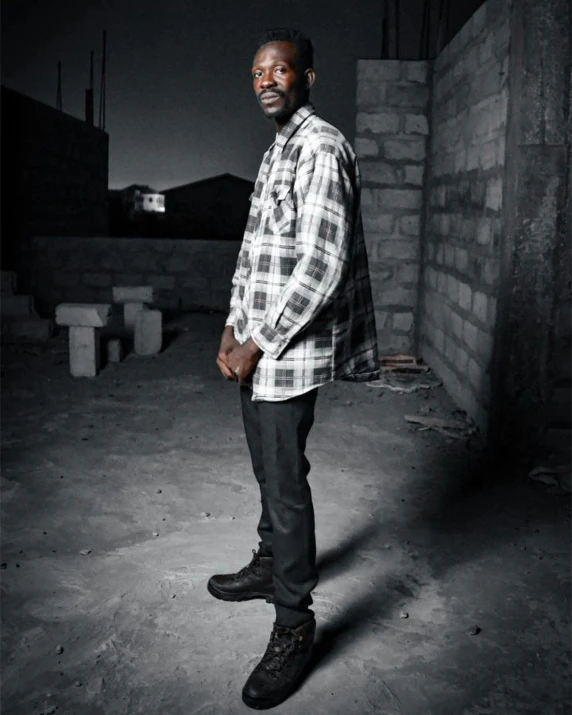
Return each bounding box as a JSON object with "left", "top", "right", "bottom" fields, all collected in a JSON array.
[
  {"left": 241, "top": 619, "right": 315, "bottom": 710},
  {"left": 207, "top": 550, "right": 274, "bottom": 602}
]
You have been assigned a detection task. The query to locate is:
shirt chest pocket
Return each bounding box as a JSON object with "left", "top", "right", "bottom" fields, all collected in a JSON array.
[{"left": 266, "top": 184, "right": 297, "bottom": 239}]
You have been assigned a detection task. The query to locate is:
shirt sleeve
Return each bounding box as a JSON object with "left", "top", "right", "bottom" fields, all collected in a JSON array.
[
  {"left": 226, "top": 241, "right": 246, "bottom": 328},
  {"left": 250, "top": 146, "right": 355, "bottom": 359}
]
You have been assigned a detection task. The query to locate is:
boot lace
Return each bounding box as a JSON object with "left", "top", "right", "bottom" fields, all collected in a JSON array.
[
  {"left": 231, "top": 549, "right": 260, "bottom": 581},
  {"left": 258, "top": 627, "right": 299, "bottom": 676}
]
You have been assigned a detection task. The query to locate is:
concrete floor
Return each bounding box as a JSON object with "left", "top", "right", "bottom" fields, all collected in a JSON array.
[{"left": 1, "top": 312, "right": 570, "bottom": 715}]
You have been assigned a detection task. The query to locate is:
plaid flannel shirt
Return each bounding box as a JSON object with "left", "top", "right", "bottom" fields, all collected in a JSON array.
[{"left": 226, "top": 103, "right": 379, "bottom": 401}]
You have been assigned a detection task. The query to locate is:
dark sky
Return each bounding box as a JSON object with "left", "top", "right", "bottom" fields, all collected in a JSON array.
[{"left": 1, "top": 0, "right": 482, "bottom": 190}]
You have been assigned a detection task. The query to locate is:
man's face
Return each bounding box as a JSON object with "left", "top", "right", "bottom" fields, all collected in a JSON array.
[{"left": 252, "top": 41, "right": 314, "bottom": 125}]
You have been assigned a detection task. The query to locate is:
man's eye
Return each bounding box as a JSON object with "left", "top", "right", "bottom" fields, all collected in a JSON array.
[{"left": 275, "top": 67, "right": 286, "bottom": 74}]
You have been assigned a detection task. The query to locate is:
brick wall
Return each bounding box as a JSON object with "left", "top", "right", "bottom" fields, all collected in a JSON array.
[
  {"left": 21, "top": 237, "right": 240, "bottom": 315},
  {"left": 418, "top": 0, "right": 511, "bottom": 428},
  {"left": 355, "top": 60, "right": 429, "bottom": 354}
]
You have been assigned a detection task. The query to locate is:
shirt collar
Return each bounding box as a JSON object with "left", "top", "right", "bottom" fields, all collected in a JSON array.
[{"left": 274, "top": 102, "right": 316, "bottom": 151}]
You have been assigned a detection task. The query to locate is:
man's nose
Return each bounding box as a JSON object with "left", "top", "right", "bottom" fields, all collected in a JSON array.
[{"left": 260, "top": 73, "right": 276, "bottom": 88}]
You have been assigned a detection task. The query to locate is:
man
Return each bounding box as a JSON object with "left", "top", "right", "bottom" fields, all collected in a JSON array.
[{"left": 209, "top": 28, "right": 379, "bottom": 710}]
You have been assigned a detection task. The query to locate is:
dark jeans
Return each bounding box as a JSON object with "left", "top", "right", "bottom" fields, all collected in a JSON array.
[{"left": 240, "top": 386, "right": 319, "bottom": 628}]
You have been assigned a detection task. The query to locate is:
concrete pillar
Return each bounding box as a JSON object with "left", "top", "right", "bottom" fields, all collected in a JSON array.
[
  {"left": 69, "top": 327, "right": 100, "bottom": 377},
  {"left": 106, "top": 338, "right": 123, "bottom": 363},
  {"left": 134, "top": 309, "right": 162, "bottom": 356},
  {"left": 55, "top": 303, "right": 111, "bottom": 378}
]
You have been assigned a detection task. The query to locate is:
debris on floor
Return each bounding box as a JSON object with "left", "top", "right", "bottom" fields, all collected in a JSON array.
[
  {"left": 404, "top": 413, "right": 477, "bottom": 440},
  {"left": 528, "top": 462, "right": 571, "bottom": 494},
  {"left": 367, "top": 355, "right": 442, "bottom": 394}
]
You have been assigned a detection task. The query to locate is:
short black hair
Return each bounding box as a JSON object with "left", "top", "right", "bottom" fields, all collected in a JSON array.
[{"left": 256, "top": 29, "right": 314, "bottom": 72}]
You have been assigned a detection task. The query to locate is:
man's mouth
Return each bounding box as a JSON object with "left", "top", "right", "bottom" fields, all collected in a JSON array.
[{"left": 260, "top": 93, "right": 283, "bottom": 105}]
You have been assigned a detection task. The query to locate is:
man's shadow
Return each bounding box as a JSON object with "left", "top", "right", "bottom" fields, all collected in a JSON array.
[{"left": 306, "top": 441, "right": 541, "bottom": 674}]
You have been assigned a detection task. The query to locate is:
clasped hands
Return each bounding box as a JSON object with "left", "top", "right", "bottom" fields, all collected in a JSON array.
[{"left": 217, "top": 326, "right": 262, "bottom": 383}]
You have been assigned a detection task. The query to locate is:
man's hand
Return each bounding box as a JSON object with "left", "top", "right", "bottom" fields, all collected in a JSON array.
[
  {"left": 226, "top": 338, "right": 262, "bottom": 383},
  {"left": 217, "top": 326, "right": 240, "bottom": 381}
]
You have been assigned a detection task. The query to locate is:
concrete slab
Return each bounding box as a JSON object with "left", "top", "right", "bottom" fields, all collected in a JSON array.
[
  {"left": 112, "top": 286, "right": 153, "bottom": 304},
  {"left": 56, "top": 303, "right": 111, "bottom": 328},
  {"left": 0, "top": 313, "right": 569, "bottom": 715}
]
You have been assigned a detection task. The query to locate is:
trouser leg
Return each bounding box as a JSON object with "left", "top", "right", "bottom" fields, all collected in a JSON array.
[
  {"left": 256, "top": 389, "right": 319, "bottom": 628},
  {"left": 240, "top": 386, "right": 273, "bottom": 557}
]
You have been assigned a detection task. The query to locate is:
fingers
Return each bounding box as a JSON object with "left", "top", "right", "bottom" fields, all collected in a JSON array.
[{"left": 217, "top": 354, "right": 236, "bottom": 381}]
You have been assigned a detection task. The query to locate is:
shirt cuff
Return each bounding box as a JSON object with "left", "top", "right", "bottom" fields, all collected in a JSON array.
[{"left": 250, "top": 323, "right": 284, "bottom": 360}]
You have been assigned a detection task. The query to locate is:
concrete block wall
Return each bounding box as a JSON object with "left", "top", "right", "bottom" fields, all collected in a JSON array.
[
  {"left": 21, "top": 237, "right": 241, "bottom": 315},
  {"left": 418, "top": 0, "right": 512, "bottom": 428},
  {"left": 355, "top": 59, "right": 429, "bottom": 354}
]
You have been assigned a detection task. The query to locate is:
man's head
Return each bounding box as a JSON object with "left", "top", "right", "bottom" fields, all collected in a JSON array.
[{"left": 252, "top": 29, "right": 315, "bottom": 128}]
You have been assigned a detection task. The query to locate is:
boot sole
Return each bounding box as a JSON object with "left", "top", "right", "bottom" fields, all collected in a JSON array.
[
  {"left": 207, "top": 581, "right": 274, "bottom": 603},
  {"left": 241, "top": 653, "right": 312, "bottom": 710}
]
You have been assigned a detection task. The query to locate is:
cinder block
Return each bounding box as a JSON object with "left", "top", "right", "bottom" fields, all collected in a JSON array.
[
  {"left": 447, "top": 275, "right": 460, "bottom": 303},
  {"left": 356, "top": 80, "right": 385, "bottom": 110},
  {"left": 393, "top": 312, "right": 414, "bottom": 332},
  {"left": 362, "top": 214, "right": 395, "bottom": 234},
  {"left": 106, "top": 338, "right": 123, "bottom": 363},
  {"left": 1, "top": 271, "right": 16, "bottom": 295},
  {"left": 476, "top": 218, "right": 492, "bottom": 246},
  {"left": 384, "top": 139, "right": 426, "bottom": 162},
  {"left": 56, "top": 303, "right": 111, "bottom": 328},
  {"left": 403, "top": 62, "right": 428, "bottom": 84},
  {"left": 374, "top": 239, "right": 418, "bottom": 262},
  {"left": 356, "top": 112, "right": 400, "bottom": 134},
  {"left": 483, "top": 258, "right": 500, "bottom": 286},
  {"left": 124, "top": 303, "right": 146, "bottom": 330},
  {"left": 1, "top": 295, "right": 34, "bottom": 318},
  {"left": 403, "top": 165, "right": 424, "bottom": 185},
  {"left": 355, "top": 138, "right": 379, "bottom": 158},
  {"left": 134, "top": 309, "right": 162, "bottom": 356},
  {"left": 112, "top": 286, "right": 153, "bottom": 304},
  {"left": 377, "top": 189, "right": 423, "bottom": 210},
  {"left": 386, "top": 85, "right": 429, "bottom": 108},
  {"left": 398, "top": 263, "right": 419, "bottom": 284},
  {"left": 459, "top": 283, "right": 472, "bottom": 311},
  {"left": 377, "top": 286, "right": 417, "bottom": 308},
  {"left": 69, "top": 326, "right": 100, "bottom": 378},
  {"left": 361, "top": 162, "right": 399, "bottom": 185},
  {"left": 455, "top": 248, "right": 469, "bottom": 273},
  {"left": 473, "top": 291, "right": 489, "bottom": 324},
  {"left": 400, "top": 215, "right": 421, "bottom": 236},
  {"left": 404, "top": 114, "right": 429, "bottom": 135},
  {"left": 358, "top": 60, "right": 402, "bottom": 82},
  {"left": 485, "top": 177, "right": 503, "bottom": 211}
]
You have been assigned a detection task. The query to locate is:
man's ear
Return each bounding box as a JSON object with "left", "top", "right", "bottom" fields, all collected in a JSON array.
[{"left": 305, "top": 68, "right": 316, "bottom": 90}]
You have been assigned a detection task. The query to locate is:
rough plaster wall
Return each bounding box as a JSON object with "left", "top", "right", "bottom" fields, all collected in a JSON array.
[
  {"left": 419, "top": 0, "right": 512, "bottom": 429},
  {"left": 492, "top": 0, "right": 571, "bottom": 457},
  {"left": 23, "top": 237, "right": 241, "bottom": 315},
  {"left": 355, "top": 60, "right": 429, "bottom": 355}
]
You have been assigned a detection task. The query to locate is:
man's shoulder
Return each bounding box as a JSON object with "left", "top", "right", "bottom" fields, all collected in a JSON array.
[{"left": 298, "top": 113, "right": 355, "bottom": 160}]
